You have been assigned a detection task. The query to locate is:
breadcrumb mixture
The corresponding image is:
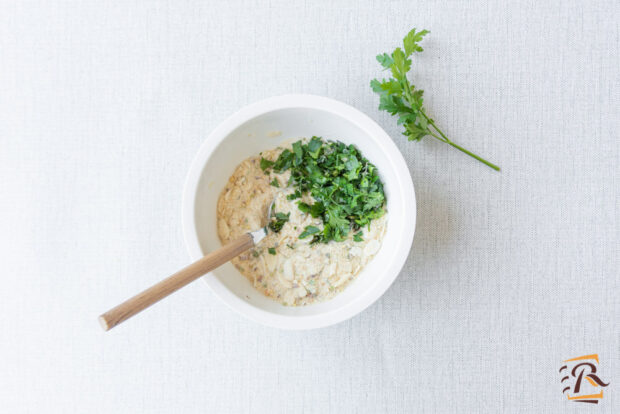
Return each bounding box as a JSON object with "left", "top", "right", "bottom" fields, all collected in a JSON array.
[{"left": 217, "top": 147, "right": 387, "bottom": 306}]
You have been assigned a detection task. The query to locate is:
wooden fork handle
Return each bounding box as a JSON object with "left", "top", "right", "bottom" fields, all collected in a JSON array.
[{"left": 99, "top": 233, "right": 254, "bottom": 331}]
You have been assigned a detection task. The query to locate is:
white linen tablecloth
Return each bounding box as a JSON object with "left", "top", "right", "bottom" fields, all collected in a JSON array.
[{"left": 0, "top": 1, "right": 618, "bottom": 412}]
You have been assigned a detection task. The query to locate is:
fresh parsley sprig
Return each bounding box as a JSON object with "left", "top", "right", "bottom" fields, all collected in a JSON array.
[{"left": 371, "top": 28, "right": 500, "bottom": 171}]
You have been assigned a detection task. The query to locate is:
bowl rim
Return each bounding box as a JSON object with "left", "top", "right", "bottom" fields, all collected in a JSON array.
[{"left": 182, "top": 94, "right": 416, "bottom": 329}]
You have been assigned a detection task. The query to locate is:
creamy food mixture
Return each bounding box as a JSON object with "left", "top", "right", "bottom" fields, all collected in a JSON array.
[{"left": 217, "top": 146, "right": 387, "bottom": 306}]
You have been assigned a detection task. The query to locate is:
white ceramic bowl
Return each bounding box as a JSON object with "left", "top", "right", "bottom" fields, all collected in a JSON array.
[{"left": 182, "top": 95, "right": 415, "bottom": 329}]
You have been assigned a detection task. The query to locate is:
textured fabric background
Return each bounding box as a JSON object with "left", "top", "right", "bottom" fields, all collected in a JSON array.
[{"left": 0, "top": 1, "right": 618, "bottom": 412}]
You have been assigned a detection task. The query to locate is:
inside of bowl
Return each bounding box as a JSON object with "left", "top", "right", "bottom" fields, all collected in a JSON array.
[{"left": 194, "top": 107, "right": 407, "bottom": 318}]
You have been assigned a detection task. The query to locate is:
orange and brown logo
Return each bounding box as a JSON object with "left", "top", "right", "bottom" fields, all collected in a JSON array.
[{"left": 560, "top": 354, "right": 610, "bottom": 404}]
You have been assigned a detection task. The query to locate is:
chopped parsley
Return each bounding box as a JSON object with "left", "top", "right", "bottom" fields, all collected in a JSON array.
[
  {"left": 299, "top": 225, "right": 320, "bottom": 239},
  {"left": 268, "top": 211, "right": 290, "bottom": 233},
  {"left": 353, "top": 232, "right": 364, "bottom": 242},
  {"left": 261, "top": 137, "right": 386, "bottom": 243},
  {"left": 270, "top": 178, "right": 279, "bottom": 188},
  {"left": 268, "top": 247, "right": 276, "bottom": 255},
  {"left": 260, "top": 158, "right": 274, "bottom": 171},
  {"left": 286, "top": 190, "right": 301, "bottom": 200}
]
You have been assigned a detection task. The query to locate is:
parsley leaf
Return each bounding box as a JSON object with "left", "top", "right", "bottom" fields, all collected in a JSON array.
[
  {"left": 268, "top": 247, "right": 276, "bottom": 255},
  {"left": 299, "top": 225, "right": 320, "bottom": 239},
  {"left": 376, "top": 53, "right": 394, "bottom": 69},
  {"left": 272, "top": 149, "right": 294, "bottom": 172},
  {"left": 297, "top": 202, "right": 311, "bottom": 214},
  {"left": 286, "top": 190, "right": 301, "bottom": 200},
  {"left": 353, "top": 232, "right": 364, "bottom": 242},
  {"left": 270, "top": 178, "right": 279, "bottom": 187},
  {"left": 260, "top": 158, "right": 274, "bottom": 171},
  {"left": 275, "top": 212, "right": 289, "bottom": 220},
  {"left": 292, "top": 141, "right": 303, "bottom": 165},
  {"left": 371, "top": 28, "right": 500, "bottom": 171},
  {"left": 306, "top": 137, "right": 322, "bottom": 158},
  {"left": 268, "top": 211, "right": 290, "bottom": 233},
  {"left": 403, "top": 28, "right": 429, "bottom": 56}
]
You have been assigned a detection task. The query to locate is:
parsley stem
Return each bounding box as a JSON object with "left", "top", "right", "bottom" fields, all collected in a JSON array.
[
  {"left": 422, "top": 112, "right": 500, "bottom": 171},
  {"left": 401, "top": 80, "right": 500, "bottom": 171}
]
